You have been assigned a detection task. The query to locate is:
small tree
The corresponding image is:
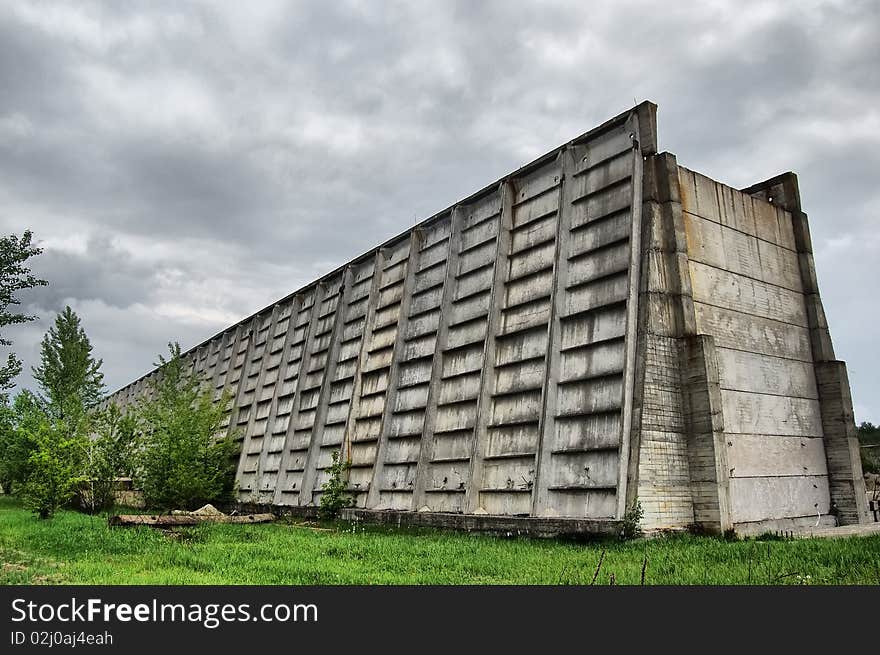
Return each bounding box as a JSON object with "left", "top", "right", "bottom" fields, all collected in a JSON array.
[
  {"left": 0, "top": 230, "right": 48, "bottom": 396},
  {"left": 136, "top": 343, "right": 238, "bottom": 510},
  {"left": 0, "top": 390, "right": 46, "bottom": 494},
  {"left": 78, "top": 403, "right": 137, "bottom": 513},
  {"left": 32, "top": 306, "right": 105, "bottom": 423},
  {"left": 22, "top": 419, "right": 86, "bottom": 519},
  {"left": 319, "top": 450, "right": 352, "bottom": 520}
]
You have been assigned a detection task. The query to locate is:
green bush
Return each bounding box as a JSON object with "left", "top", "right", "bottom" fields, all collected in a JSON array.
[
  {"left": 621, "top": 499, "right": 644, "bottom": 541},
  {"left": 22, "top": 419, "right": 86, "bottom": 519},
  {"left": 77, "top": 404, "right": 137, "bottom": 513},
  {"left": 136, "top": 343, "right": 238, "bottom": 511},
  {"left": 319, "top": 450, "right": 352, "bottom": 520}
]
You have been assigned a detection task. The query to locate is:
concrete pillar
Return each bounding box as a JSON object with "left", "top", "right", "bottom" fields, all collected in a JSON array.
[
  {"left": 272, "top": 286, "right": 322, "bottom": 505},
  {"left": 299, "top": 267, "right": 355, "bottom": 505},
  {"left": 253, "top": 296, "right": 304, "bottom": 500},
  {"left": 629, "top": 152, "right": 709, "bottom": 530},
  {"left": 412, "top": 207, "right": 464, "bottom": 510},
  {"left": 339, "top": 253, "right": 384, "bottom": 493},
  {"left": 532, "top": 150, "right": 571, "bottom": 517},
  {"left": 682, "top": 334, "right": 732, "bottom": 531},
  {"left": 465, "top": 180, "right": 514, "bottom": 514},
  {"left": 224, "top": 317, "right": 259, "bottom": 442},
  {"left": 234, "top": 305, "right": 281, "bottom": 493},
  {"left": 366, "top": 230, "right": 424, "bottom": 509}
]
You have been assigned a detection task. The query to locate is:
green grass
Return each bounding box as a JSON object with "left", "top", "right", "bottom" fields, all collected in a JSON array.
[{"left": 1, "top": 496, "right": 879, "bottom": 585}]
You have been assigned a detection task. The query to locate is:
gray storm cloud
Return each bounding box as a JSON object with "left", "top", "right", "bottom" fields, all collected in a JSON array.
[{"left": 1, "top": 0, "right": 877, "bottom": 421}]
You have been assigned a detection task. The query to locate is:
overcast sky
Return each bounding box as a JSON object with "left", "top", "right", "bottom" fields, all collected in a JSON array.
[{"left": 1, "top": 0, "right": 877, "bottom": 422}]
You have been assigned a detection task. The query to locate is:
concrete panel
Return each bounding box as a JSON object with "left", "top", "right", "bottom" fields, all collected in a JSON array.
[
  {"left": 693, "top": 302, "right": 812, "bottom": 361},
  {"left": 684, "top": 211, "right": 802, "bottom": 292},
  {"left": 727, "top": 434, "right": 827, "bottom": 478},
  {"left": 491, "top": 389, "right": 543, "bottom": 424},
  {"left": 688, "top": 261, "right": 807, "bottom": 326},
  {"left": 559, "top": 338, "right": 625, "bottom": 381},
  {"left": 510, "top": 214, "right": 557, "bottom": 254},
  {"left": 430, "top": 432, "right": 472, "bottom": 461},
  {"left": 553, "top": 413, "right": 621, "bottom": 452},
  {"left": 513, "top": 164, "right": 562, "bottom": 207},
  {"left": 485, "top": 424, "right": 540, "bottom": 458},
  {"left": 512, "top": 190, "right": 559, "bottom": 228},
  {"left": 567, "top": 242, "right": 630, "bottom": 287},
  {"left": 721, "top": 389, "right": 823, "bottom": 437},
  {"left": 500, "top": 299, "right": 551, "bottom": 334},
  {"left": 571, "top": 181, "right": 631, "bottom": 230},
  {"left": 729, "top": 475, "right": 830, "bottom": 523},
  {"left": 559, "top": 305, "right": 626, "bottom": 348},
  {"left": 715, "top": 347, "right": 818, "bottom": 398},
  {"left": 569, "top": 210, "right": 630, "bottom": 254},
  {"left": 556, "top": 376, "right": 623, "bottom": 416},
  {"left": 543, "top": 489, "right": 617, "bottom": 518}
]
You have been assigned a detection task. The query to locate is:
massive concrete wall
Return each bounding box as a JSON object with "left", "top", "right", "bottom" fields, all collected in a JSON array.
[
  {"left": 110, "top": 103, "right": 656, "bottom": 524},
  {"left": 107, "top": 102, "right": 868, "bottom": 533}
]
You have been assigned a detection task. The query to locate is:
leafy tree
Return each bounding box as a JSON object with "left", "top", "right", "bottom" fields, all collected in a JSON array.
[
  {"left": 0, "top": 390, "right": 45, "bottom": 494},
  {"left": 857, "top": 421, "right": 879, "bottom": 444},
  {"left": 136, "top": 342, "right": 238, "bottom": 510},
  {"left": 318, "top": 450, "right": 352, "bottom": 520},
  {"left": 32, "top": 306, "right": 105, "bottom": 423},
  {"left": 78, "top": 403, "right": 137, "bottom": 513},
  {"left": 0, "top": 230, "right": 48, "bottom": 395},
  {"left": 859, "top": 422, "right": 879, "bottom": 475},
  {"left": 22, "top": 418, "right": 86, "bottom": 519}
]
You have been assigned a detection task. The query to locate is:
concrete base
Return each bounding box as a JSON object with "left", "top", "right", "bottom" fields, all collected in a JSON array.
[
  {"left": 733, "top": 515, "right": 837, "bottom": 537},
  {"left": 236, "top": 503, "right": 621, "bottom": 539}
]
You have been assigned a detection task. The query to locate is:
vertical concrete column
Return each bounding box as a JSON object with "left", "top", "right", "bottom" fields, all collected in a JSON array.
[
  {"left": 225, "top": 317, "right": 259, "bottom": 440},
  {"left": 412, "top": 206, "right": 464, "bottom": 510},
  {"left": 532, "top": 150, "right": 571, "bottom": 517},
  {"left": 629, "top": 151, "right": 724, "bottom": 530},
  {"left": 366, "top": 230, "right": 424, "bottom": 509},
  {"left": 299, "top": 267, "right": 355, "bottom": 505},
  {"left": 254, "top": 295, "right": 304, "bottom": 499},
  {"left": 814, "top": 362, "right": 869, "bottom": 524},
  {"left": 209, "top": 327, "right": 240, "bottom": 402},
  {"left": 617, "top": 127, "right": 645, "bottom": 519},
  {"left": 340, "top": 252, "right": 384, "bottom": 464},
  {"left": 235, "top": 305, "right": 281, "bottom": 486},
  {"left": 465, "top": 180, "right": 514, "bottom": 514},
  {"left": 744, "top": 173, "right": 868, "bottom": 525},
  {"left": 682, "top": 334, "right": 731, "bottom": 531},
  {"left": 272, "top": 285, "right": 323, "bottom": 505}
]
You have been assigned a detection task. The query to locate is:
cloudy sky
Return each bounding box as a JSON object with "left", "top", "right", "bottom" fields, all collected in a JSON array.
[{"left": 1, "top": 0, "right": 877, "bottom": 421}]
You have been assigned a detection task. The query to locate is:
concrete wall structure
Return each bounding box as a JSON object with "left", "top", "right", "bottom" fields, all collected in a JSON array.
[{"left": 106, "top": 102, "right": 868, "bottom": 534}]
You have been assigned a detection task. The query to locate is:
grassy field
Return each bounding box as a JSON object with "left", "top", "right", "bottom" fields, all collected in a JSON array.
[{"left": 1, "top": 496, "right": 879, "bottom": 585}]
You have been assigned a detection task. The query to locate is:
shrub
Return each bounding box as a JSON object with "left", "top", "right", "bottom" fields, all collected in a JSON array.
[
  {"left": 136, "top": 343, "right": 239, "bottom": 511},
  {"left": 319, "top": 450, "right": 352, "bottom": 520},
  {"left": 77, "top": 404, "right": 137, "bottom": 513},
  {"left": 621, "top": 498, "right": 644, "bottom": 541},
  {"left": 22, "top": 419, "right": 86, "bottom": 519}
]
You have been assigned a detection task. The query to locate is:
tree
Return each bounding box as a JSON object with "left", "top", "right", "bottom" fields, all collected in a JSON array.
[
  {"left": 0, "top": 230, "right": 48, "bottom": 395},
  {"left": 858, "top": 422, "right": 879, "bottom": 475},
  {"left": 21, "top": 418, "right": 86, "bottom": 519},
  {"left": 32, "top": 306, "right": 105, "bottom": 423},
  {"left": 78, "top": 403, "right": 137, "bottom": 513},
  {"left": 0, "top": 390, "right": 45, "bottom": 494},
  {"left": 136, "top": 342, "right": 238, "bottom": 510}
]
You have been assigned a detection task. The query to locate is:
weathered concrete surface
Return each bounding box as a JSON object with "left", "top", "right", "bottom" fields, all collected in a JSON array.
[{"left": 105, "top": 102, "right": 868, "bottom": 534}]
